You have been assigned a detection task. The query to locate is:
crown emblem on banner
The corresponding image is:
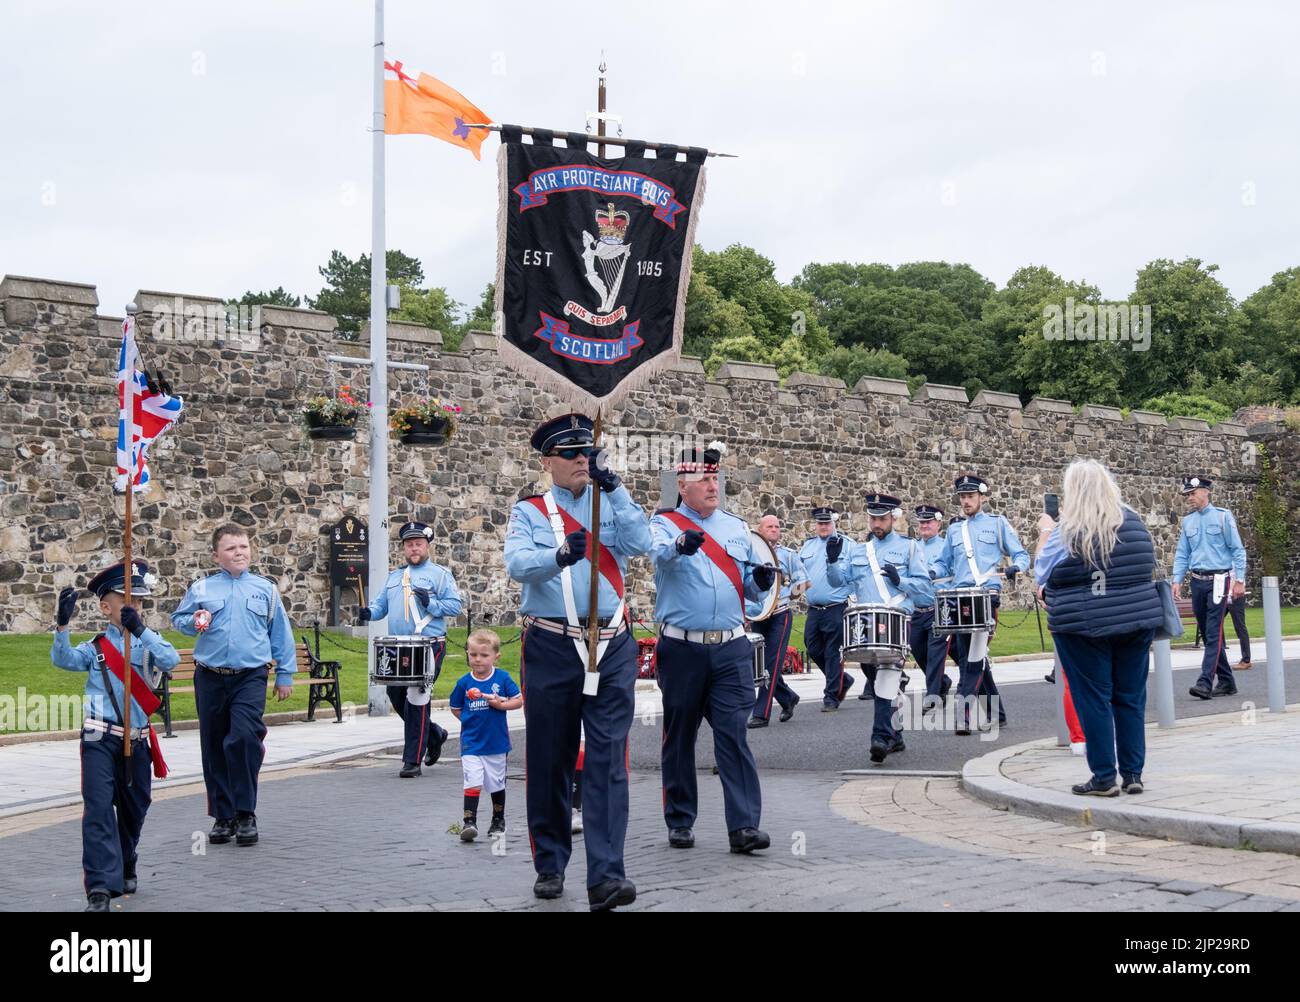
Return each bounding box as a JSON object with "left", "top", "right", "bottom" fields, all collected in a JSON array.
[{"left": 595, "top": 202, "right": 630, "bottom": 243}]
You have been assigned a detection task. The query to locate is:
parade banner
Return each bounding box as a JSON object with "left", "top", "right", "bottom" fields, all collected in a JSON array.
[{"left": 495, "top": 127, "right": 706, "bottom": 407}]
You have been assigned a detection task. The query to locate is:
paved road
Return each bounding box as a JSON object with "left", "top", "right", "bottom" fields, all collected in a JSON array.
[
  {"left": 5, "top": 755, "right": 1299, "bottom": 912},
  {"left": 626, "top": 659, "right": 1300, "bottom": 774}
]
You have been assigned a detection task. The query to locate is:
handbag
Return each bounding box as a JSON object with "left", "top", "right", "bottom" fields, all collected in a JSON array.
[{"left": 1154, "top": 578, "right": 1184, "bottom": 641}]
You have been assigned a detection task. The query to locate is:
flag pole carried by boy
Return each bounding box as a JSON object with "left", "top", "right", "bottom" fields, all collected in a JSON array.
[{"left": 114, "top": 303, "right": 183, "bottom": 773}]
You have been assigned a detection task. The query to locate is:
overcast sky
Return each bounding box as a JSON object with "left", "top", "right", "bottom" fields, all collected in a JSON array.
[{"left": 2, "top": 1, "right": 1297, "bottom": 318}]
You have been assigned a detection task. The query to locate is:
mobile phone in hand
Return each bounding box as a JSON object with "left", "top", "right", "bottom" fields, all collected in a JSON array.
[{"left": 1044, "top": 493, "right": 1060, "bottom": 520}]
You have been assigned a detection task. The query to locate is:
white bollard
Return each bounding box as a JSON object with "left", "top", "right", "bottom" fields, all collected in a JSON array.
[
  {"left": 1263, "top": 576, "right": 1287, "bottom": 714},
  {"left": 1152, "top": 637, "right": 1176, "bottom": 728}
]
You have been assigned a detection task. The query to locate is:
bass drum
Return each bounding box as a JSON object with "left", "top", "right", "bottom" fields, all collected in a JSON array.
[{"left": 747, "top": 529, "right": 781, "bottom": 622}]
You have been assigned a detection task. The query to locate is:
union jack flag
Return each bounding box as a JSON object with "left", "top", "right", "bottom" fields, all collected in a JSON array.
[{"left": 115, "top": 314, "right": 183, "bottom": 494}]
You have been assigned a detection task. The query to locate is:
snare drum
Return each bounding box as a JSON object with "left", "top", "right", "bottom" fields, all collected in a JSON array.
[
  {"left": 746, "top": 632, "right": 769, "bottom": 687},
  {"left": 371, "top": 635, "right": 441, "bottom": 687},
  {"left": 841, "top": 604, "right": 911, "bottom": 665},
  {"left": 933, "top": 587, "right": 995, "bottom": 635}
]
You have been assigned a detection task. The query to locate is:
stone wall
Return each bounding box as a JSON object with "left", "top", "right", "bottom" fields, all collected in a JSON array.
[{"left": 0, "top": 273, "right": 1292, "bottom": 633}]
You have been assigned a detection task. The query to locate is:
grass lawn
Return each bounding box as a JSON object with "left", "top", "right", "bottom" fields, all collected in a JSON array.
[{"left": 3, "top": 606, "right": 1297, "bottom": 734}]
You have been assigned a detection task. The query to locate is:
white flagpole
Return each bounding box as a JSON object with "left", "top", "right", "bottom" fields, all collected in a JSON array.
[{"left": 367, "top": 0, "right": 390, "bottom": 715}]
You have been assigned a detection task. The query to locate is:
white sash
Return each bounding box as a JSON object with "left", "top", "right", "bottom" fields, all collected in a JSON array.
[
  {"left": 863, "top": 538, "right": 904, "bottom": 608},
  {"left": 541, "top": 490, "right": 623, "bottom": 673},
  {"left": 959, "top": 520, "right": 995, "bottom": 587},
  {"left": 402, "top": 567, "right": 433, "bottom": 633}
]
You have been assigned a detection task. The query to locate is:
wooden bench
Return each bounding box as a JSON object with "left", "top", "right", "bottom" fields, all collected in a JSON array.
[
  {"left": 1174, "top": 598, "right": 1204, "bottom": 647},
  {"left": 150, "top": 631, "right": 343, "bottom": 738}
]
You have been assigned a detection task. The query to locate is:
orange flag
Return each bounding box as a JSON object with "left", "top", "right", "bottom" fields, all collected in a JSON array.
[{"left": 384, "top": 61, "right": 490, "bottom": 160}]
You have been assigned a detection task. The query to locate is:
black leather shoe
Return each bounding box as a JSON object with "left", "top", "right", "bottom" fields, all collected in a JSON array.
[
  {"left": 235, "top": 813, "right": 259, "bottom": 846},
  {"left": 668, "top": 827, "right": 695, "bottom": 849},
  {"left": 399, "top": 761, "right": 422, "bottom": 778},
  {"left": 728, "top": 828, "right": 770, "bottom": 853},
  {"left": 1212, "top": 681, "right": 1238, "bottom": 697},
  {"left": 123, "top": 876, "right": 137, "bottom": 895},
  {"left": 869, "top": 740, "right": 889, "bottom": 763},
  {"left": 533, "top": 873, "right": 564, "bottom": 899},
  {"left": 1044, "top": 671, "right": 1056, "bottom": 684},
  {"left": 857, "top": 689, "right": 872, "bottom": 700},
  {"left": 779, "top": 694, "right": 799, "bottom": 722},
  {"left": 841, "top": 675, "right": 856, "bottom": 699},
  {"left": 1121, "top": 775, "right": 1145, "bottom": 795},
  {"left": 588, "top": 878, "right": 637, "bottom": 911},
  {"left": 821, "top": 699, "right": 839, "bottom": 712},
  {"left": 425, "top": 725, "right": 448, "bottom": 766},
  {"left": 888, "top": 736, "right": 906, "bottom": 754},
  {"left": 1189, "top": 684, "right": 1212, "bottom": 700},
  {"left": 85, "top": 891, "right": 111, "bottom": 913},
  {"left": 209, "top": 818, "right": 236, "bottom": 845},
  {"left": 746, "top": 717, "right": 768, "bottom": 729},
  {"left": 955, "top": 718, "right": 972, "bottom": 736},
  {"left": 1071, "top": 776, "right": 1120, "bottom": 797}
]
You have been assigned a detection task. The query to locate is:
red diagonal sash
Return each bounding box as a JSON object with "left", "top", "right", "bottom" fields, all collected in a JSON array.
[
  {"left": 93, "top": 635, "right": 168, "bottom": 779},
  {"left": 661, "top": 511, "right": 746, "bottom": 613},
  {"left": 525, "top": 496, "right": 625, "bottom": 597}
]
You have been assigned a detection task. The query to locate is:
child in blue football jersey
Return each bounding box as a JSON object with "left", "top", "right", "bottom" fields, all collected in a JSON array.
[{"left": 449, "top": 630, "right": 522, "bottom": 841}]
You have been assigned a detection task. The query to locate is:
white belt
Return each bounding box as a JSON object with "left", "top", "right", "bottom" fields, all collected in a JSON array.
[
  {"left": 83, "top": 718, "right": 149, "bottom": 741},
  {"left": 660, "top": 625, "right": 747, "bottom": 645},
  {"left": 525, "top": 615, "right": 627, "bottom": 641}
]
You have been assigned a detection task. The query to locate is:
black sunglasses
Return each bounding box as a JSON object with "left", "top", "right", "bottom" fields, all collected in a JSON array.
[{"left": 546, "top": 446, "right": 593, "bottom": 460}]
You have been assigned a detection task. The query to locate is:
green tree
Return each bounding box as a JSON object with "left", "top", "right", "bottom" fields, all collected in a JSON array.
[
  {"left": 1139, "top": 392, "right": 1233, "bottom": 425},
  {"left": 816, "top": 345, "right": 910, "bottom": 388},
  {"left": 307, "top": 249, "right": 425, "bottom": 336},
  {"left": 232, "top": 287, "right": 300, "bottom": 307},
  {"left": 391, "top": 283, "right": 461, "bottom": 343},
  {"left": 1123, "top": 258, "right": 1245, "bottom": 402},
  {"left": 1240, "top": 266, "right": 1300, "bottom": 401}
]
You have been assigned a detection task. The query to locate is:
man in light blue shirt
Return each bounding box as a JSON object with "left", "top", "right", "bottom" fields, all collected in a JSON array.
[
  {"left": 911, "top": 504, "right": 956, "bottom": 708},
  {"left": 799, "top": 506, "right": 862, "bottom": 708},
  {"left": 52, "top": 560, "right": 178, "bottom": 911},
  {"left": 651, "top": 442, "right": 775, "bottom": 856},
  {"left": 746, "top": 513, "right": 809, "bottom": 728},
  {"left": 1171, "top": 475, "right": 1248, "bottom": 699},
  {"left": 359, "top": 520, "right": 462, "bottom": 776},
  {"left": 504, "top": 412, "right": 651, "bottom": 911},
  {"left": 932, "top": 473, "right": 1031, "bottom": 733},
  {"left": 172, "top": 524, "right": 296, "bottom": 848},
  {"left": 826, "top": 493, "right": 933, "bottom": 762}
]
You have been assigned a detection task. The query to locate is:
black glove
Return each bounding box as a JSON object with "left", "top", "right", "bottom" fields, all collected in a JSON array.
[
  {"left": 825, "top": 535, "right": 844, "bottom": 563},
  {"left": 676, "top": 530, "right": 705, "bottom": 556},
  {"left": 752, "top": 564, "right": 776, "bottom": 592},
  {"left": 1004, "top": 566, "right": 1019, "bottom": 583},
  {"left": 119, "top": 605, "right": 146, "bottom": 639},
  {"left": 412, "top": 587, "right": 431, "bottom": 607},
  {"left": 556, "top": 531, "right": 588, "bottom": 567},
  {"left": 357, "top": 607, "right": 373, "bottom": 623},
  {"left": 588, "top": 449, "right": 621, "bottom": 493},
  {"left": 56, "top": 586, "right": 78, "bottom": 627},
  {"left": 882, "top": 563, "right": 901, "bottom": 587},
  {"left": 928, "top": 570, "right": 938, "bottom": 580}
]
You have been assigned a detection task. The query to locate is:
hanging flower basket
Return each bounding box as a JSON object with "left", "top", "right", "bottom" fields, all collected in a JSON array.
[
  {"left": 392, "top": 398, "right": 461, "bottom": 447},
  {"left": 303, "top": 385, "right": 369, "bottom": 442}
]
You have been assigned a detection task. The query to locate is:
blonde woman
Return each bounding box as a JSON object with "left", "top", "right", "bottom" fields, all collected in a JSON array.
[{"left": 1034, "top": 460, "right": 1163, "bottom": 796}]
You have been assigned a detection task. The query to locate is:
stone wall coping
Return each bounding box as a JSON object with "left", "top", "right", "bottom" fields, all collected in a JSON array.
[
  {"left": 259, "top": 305, "right": 338, "bottom": 332},
  {"left": 852, "top": 376, "right": 910, "bottom": 397},
  {"left": 913, "top": 382, "right": 969, "bottom": 403},
  {"left": 669, "top": 355, "right": 706, "bottom": 375},
  {"left": 1167, "top": 416, "right": 1212, "bottom": 431},
  {"left": 0, "top": 275, "right": 99, "bottom": 307},
  {"left": 1126, "top": 410, "right": 1168, "bottom": 426},
  {"left": 971, "top": 390, "right": 1023, "bottom": 410},
  {"left": 134, "top": 288, "right": 225, "bottom": 309},
  {"left": 1079, "top": 404, "right": 1123, "bottom": 421},
  {"left": 715, "top": 360, "right": 780, "bottom": 383},
  {"left": 1024, "top": 397, "right": 1074, "bottom": 415},
  {"left": 785, "top": 371, "right": 846, "bottom": 391},
  {"left": 1209, "top": 422, "right": 1247, "bottom": 437},
  {"left": 360, "top": 320, "right": 442, "bottom": 346},
  {"left": 459, "top": 330, "right": 498, "bottom": 352}
]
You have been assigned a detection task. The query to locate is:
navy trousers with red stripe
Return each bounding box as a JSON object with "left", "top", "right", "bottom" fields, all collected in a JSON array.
[
  {"left": 80, "top": 731, "right": 152, "bottom": 895},
  {"left": 194, "top": 666, "right": 268, "bottom": 818},
  {"left": 1191, "top": 577, "right": 1234, "bottom": 689},
  {"left": 751, "top": 610, "right": 797, "bottom": 720},
  {"left": 805, "top": 602, "right": 851, "bottom": 703},
  {"left": 658, "top": 634, "right": 762, "bottom": 833},
  {"left": 521, "top": 625, "right": 636, "bottom": 889},
  {"left": 386, "top": 641, "right": 446, "bottom": 763}
]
